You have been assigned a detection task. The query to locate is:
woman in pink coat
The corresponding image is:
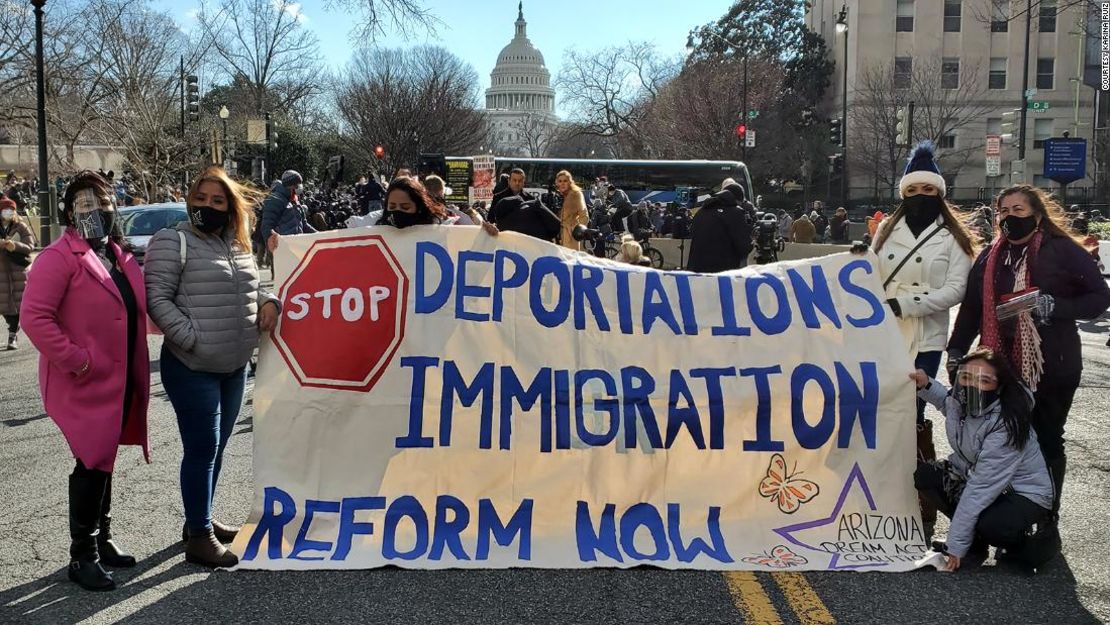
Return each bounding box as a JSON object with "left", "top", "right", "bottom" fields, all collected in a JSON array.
[{"left": 20, "top": 171, "right": 149, "bottom": 592}]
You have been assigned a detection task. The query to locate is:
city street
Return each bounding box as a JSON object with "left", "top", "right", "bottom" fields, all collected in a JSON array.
[{"left": 1, "top": 297, "right": 1108, "bottom": 625}]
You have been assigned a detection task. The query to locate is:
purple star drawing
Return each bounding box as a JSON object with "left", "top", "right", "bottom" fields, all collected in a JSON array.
[{"left": 772, "top": 463, "right": 889, "bottom": 571}]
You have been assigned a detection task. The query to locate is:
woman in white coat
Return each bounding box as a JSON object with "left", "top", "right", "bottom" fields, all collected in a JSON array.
[{"left": 870, "top": 141, "right": 977, "bottom": 540}]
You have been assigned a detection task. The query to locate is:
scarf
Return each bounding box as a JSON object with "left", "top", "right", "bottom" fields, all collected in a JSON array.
[{"left": 980, "top": 230, "right": 1044, "bottom": 390}]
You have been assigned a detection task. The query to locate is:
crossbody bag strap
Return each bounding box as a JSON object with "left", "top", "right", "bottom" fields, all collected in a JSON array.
[{"left": 882, "top": 224, "right": 946, "bottom": 290}]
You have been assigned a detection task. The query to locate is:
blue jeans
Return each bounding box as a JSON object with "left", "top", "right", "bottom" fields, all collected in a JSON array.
[
  {"left": 915, "top": 350, "right": 943, "bottom": 424},
  {"left": 160, "top": 346, "right": 246, "bottom": 532}
]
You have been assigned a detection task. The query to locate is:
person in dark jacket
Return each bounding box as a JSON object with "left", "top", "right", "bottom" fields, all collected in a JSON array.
[
  {"left": 260, "top": 170, "right": 315, "bottom": 252},
  {"left": 948, "top": 184, "right": 1110, "bottom": 547},
  {"left": 489, "top": 169, "right": 535, "bottom": 224},
  {"left": 489, "top": 195, "right": 561, "bottom": 242},
  {"left": 1, "top": 197, "right": 34, "bottom": 349},
  {"left": 685, "top": 181, "right": 753, "bottom": 273},
  {"left": 829, "top": 207, "right": 850, "bottom": 243}
]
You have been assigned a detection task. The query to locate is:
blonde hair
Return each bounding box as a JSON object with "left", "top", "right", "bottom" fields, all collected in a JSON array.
[
  {"left": 187, "top": 166, "right": 263, "bottom": 252},
  {"left": 554, "top": 169, "right": 581, "bottom": 193},
  {"left": 619, "top": 233, "right": 642, "bottom": 264},
  {"left": 423, "top": 175, "right": 447, "bottom": 198}
]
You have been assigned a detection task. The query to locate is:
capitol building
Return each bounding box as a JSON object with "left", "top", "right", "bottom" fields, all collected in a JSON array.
[{"left": 484, "top": 3, "right": 559, "bottom": 157}]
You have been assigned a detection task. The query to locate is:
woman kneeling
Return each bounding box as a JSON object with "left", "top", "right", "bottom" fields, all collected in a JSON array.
[{"left": 910, "top": 348, "right": 1055, "bottom": 572}]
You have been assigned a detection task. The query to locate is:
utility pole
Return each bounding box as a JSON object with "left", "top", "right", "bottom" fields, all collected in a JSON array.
[
  {"left": 31, "top": 0, "right": 51, "bottom": 245},
  {"left": 179, "top": 55, "right": 186, "bottom": 191},
  {"left": 1018, "top": 0, "right": 1032, "bottom": 160},
  {"left": 742, "top": 56, "right": 748, "bottom": 162}
]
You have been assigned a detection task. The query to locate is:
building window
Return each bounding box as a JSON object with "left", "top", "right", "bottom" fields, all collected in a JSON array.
[
  {"left": 941, "top": 58, "right": 960, "bottom": 89},
  {"left": 989, "top": 57, "right": 1007, "bottom": 89},
  {"left": 986, "top": 117, "right": 1002, "bottom": 135},
  {"left": 939, "top": 134, "right": 957, "bottom": 149},
  {"left": 1036, "top": 58, "right": 1054, "bottom": 89},
  {"left": 896, "top": 0, "right": 914, "bottom": 32},
  {"left": 1033, "top": 118, "right": 1052, "bottom": 148},
  {"left": 1039, "top": 0, "right": 1056, "bottom": 32},
  {"left": 991, "top": 0, "right": 1009, "bottom": 32},
  {"left": 894, "top": 57, "right": 913, "bottom": 88},
  {"left": 944, "top": 1, "right": 961, "bottom": 32}
]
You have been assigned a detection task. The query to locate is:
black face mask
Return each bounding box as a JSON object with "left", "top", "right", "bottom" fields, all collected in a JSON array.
[
  {"left": 1001, "top": 215, "right": 1038, "bottom": 241},
  {"left": 954, "top": 383, "right": 1000, "bottom": 417},
  {"left": 189, "top": 205, "right": 230, "bottom": 234},
  {"left": 901, "top": 194, "right": 943, "bottom": 232},
  {"left": 387, "top": 210, "right": 432, "bottom": 229}
]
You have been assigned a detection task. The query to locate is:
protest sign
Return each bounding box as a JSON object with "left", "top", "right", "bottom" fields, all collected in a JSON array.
[{"left": 233, "top": 228, "right": 923, "bottom": 571}]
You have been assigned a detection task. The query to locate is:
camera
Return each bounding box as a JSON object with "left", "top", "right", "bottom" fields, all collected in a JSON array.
[
  {"left": 571, "top": 223, "right": 602, "bottom": 242},
  {"left": 754, "top": 213, "right": 785, "bottom": 264}
]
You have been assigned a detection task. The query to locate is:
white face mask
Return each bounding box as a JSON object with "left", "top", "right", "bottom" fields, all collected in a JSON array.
[{"left": 0, "top": 209, "right": 13, "bottom": 221}]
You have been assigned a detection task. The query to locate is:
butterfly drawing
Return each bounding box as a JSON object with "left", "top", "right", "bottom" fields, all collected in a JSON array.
[
  {"left": 758, "top": 453, "right": 820, "bottom": 514},
  {"left": 742, "top": 545, "right": 809, "bottom": 568}
]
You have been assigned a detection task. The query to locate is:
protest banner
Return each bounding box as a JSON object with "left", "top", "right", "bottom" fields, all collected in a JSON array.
[
  {"left": 233, "top": 228, "right": 924, "bottom": 571},
  {"left": 470, "top": 155, "right": 496, "bottom": 204}
]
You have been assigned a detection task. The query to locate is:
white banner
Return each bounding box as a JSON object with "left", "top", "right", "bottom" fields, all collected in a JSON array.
[{"left": 232, "top": 228, "right": 924, "bottom": 571}]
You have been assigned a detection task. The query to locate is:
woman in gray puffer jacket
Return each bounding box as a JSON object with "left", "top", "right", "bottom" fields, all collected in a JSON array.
[
  {"left": 911, "top": 348, "right": 1055, "bottom": 573},
  {"left": 145, "top": 166, "right": 279, "bottom": 568}
]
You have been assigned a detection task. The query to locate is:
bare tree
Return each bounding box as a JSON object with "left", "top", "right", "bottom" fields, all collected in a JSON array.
[
  {"left": 336, "top": 46, "right": 487, "bottom": 173},
  {"left": 511, "top": 112, "right": 558, "bottom": 158},
  {"left": 851, "top": 57, "right": 995, "bottom": 200},
  {"left": 197, "top": 0, "right": 324, "bottom": 117},
  {"left": 323, "top": 0, "right": 440, "bottom": 41},
  {"left": 555, "top": 42, "right": 677, "bottom": 155}
]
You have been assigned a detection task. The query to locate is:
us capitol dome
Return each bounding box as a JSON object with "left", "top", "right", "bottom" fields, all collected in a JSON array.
[{"left": 484, "top": 2, "right": 559, "bottom": 157}]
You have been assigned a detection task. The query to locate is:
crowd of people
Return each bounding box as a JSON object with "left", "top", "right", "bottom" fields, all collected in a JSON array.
[{"left": 4, "top": 137, "right": 1109, "bottom": 591}]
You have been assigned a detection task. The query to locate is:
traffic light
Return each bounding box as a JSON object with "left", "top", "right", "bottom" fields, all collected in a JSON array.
[
  {"left": 828, "top": 118, "right": 842, "bottom": 146},
  {"left": 735, "top": 124, "right": 747, "bottom": 138},
  {"left": 186, "top": 74, "right": 200, "bottom": 122},
  {"left": 895, "top": 107, "right": 910, "bottom": 145},
  {"left": 373, "top": 145, "right": 385, "bottom": 159},
  {"left": 828, "top": 153, "right": 844, "bottom": 176},
  {"left": 1000, "top": 109, "right": 1020, "bottom": 145}
]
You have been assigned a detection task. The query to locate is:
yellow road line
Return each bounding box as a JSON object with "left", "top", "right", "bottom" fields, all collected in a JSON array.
[
  {"left": 771, "top": 572, "right": 837, "bottom": 625},
  {"left": 722, "top": 572, "right": 783, "bottom": 625}
]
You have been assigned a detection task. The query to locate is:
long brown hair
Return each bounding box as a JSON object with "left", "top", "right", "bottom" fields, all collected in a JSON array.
[
  {"left": 187, "top": 166, "right": 262, "bottom": 252},
  {"left": 994, "top": 184, "right": 1086, "bottom": 248},
  {"left": 873, "top": 196, "right": 977, "bottom": 257},
  {"left": 385, "top": 176, "right": 446, "bottom": 220}
]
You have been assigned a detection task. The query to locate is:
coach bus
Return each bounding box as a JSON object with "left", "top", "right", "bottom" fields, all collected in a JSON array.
[{"left": 417, "top": 154, "right": 753, "bottom": 207}]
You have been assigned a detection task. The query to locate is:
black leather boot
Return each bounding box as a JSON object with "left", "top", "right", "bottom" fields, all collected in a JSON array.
[
  {"left": 97, "top": 474, "right": 136, "bottom": 568},
  {"left": 68, "top": 470, "right": 115, "bottom": 591},
  {"left": 916, "top": 420, "right": 938, "bottom": 542}
]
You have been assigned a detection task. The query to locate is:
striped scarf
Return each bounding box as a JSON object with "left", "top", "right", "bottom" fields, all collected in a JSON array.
[{"left": 980, "top": 231, "right": 1044, "bottom": 390}]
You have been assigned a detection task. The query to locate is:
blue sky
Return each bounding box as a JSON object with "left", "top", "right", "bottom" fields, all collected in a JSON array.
[{"left": 161, "top": 0, "right": 730, "bottom": 115}]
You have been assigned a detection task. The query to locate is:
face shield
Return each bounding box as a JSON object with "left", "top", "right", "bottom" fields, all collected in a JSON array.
[
  {"left": 953, "top": 366, "right": 1000, "bottom": 417},
  {"left": 71, "top": 188, "right": 117, "bottom": 240}
]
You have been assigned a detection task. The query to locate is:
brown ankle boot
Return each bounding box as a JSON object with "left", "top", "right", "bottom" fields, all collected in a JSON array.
[
  {"left": 185, "top": 528, "right": 239, "bottom": 568},
  {"left": 212, "top": 520, "right": 240, "bottom": 543}
]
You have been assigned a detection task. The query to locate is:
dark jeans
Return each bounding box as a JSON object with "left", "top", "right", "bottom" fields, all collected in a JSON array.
[
  {"left": 160, "top": 346, "right": 246, "bottom": 532},
  {"left": 915, "top": 461, "right": 1048, "bottom": 550},
  {"left": 1031, "top": 373, "right": 1080, "bottom": 463},
  {"left": 4, "top": 313, "right": 17, "bottom": 333},
  {"left": 914, "top": 350, "right": 943, "bottom": 424}
]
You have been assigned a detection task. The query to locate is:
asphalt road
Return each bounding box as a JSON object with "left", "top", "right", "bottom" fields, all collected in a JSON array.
[{"left": 2, "top": 304, "right": 1108, "bottom": 625}]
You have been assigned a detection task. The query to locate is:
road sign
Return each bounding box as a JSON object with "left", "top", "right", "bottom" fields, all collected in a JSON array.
[
  {"left": 273, "top": 235, "right": 408, "bottom": 392},
  {"left": 985, "top": 135, "right": 1001, "bottom": 156},
  {"left": 1024, "top": 88, "right": 1037, "bottom": 98},
  {"left": 1027, "top": 101, "right": 1050, "bottom": 111},
  {"left": 748, "top": 110, "right": 760, "bottom": 119},
  {"left": 746, "top": 130, "right": 756, "bottom": 148},
  {"left": 1043, "top": 137, "right": 1087, "bottom": 184},
  {"left": 985, "top": 155, "right": 1001, "bottom": 177}
]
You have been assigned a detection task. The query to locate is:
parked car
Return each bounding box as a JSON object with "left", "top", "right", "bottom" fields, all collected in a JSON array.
[{"left": 118, "top": 203, "right": 187, "bottom": 264}]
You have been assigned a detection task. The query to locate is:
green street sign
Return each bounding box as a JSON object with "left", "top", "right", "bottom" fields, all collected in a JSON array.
[
  {"left": 1028, "top": 101, "right": 1050, "bottom": 111},
  {"left": 748, "top": 110, "right": 760, "bottom": 119}
]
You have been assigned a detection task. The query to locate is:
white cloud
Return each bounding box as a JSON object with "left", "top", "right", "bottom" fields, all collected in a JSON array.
[{"left": 271, "top": 0, "right": 308, "bottom": 23}]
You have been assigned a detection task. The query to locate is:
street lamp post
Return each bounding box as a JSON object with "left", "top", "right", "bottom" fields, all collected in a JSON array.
[
  {"left": 31, "top": 0, "right": 51, "bottom": 245},
  {"left": 836, "top": 4, "right": 849, "bottom": 209},
  {"left": 686, "top": 29, "right": 749, "bottom": 162},
  {"left": 219, "top": 105, "right": 230, "bottom": 170}
]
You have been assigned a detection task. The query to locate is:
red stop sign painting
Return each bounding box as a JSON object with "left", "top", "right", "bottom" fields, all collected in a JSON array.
[{"left": 272, "top": 235, "right": 408, "bottom": 392}]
